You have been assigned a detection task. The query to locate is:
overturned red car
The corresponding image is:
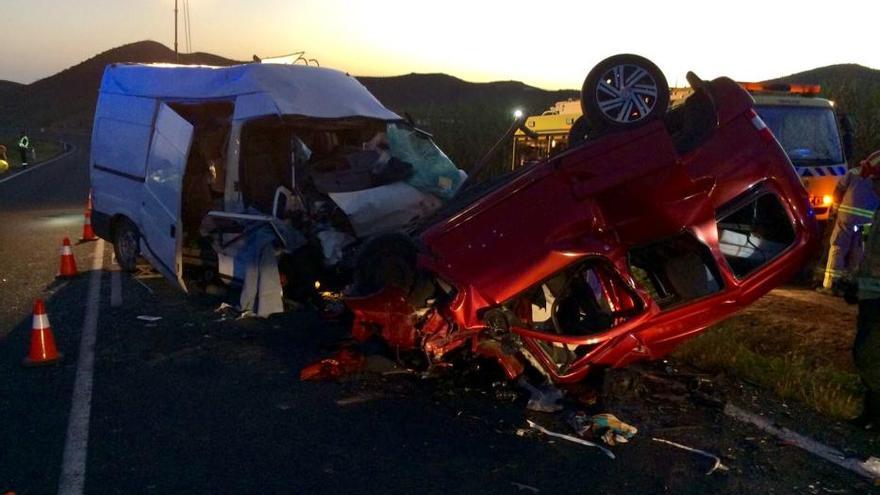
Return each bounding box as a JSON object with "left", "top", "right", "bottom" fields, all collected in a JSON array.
[{"left": 346, "top": 54, "right": 819, "bottom": 384}]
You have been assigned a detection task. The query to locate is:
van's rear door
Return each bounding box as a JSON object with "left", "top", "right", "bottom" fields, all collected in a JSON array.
[{"left": 140, "top": 103, "right": 193, "bottom": 291}]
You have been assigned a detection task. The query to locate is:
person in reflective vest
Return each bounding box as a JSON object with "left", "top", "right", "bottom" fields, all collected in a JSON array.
[
  {"left": 0, "top": 144, "right": 8, "bottom": 173},
  {"left": 822, "top": 150, "right": 880, "bottom": 293},
  {"left": 18, "top": 131, "right": 29, "bottom": 168},
  {"left": 852, "top": 200, "right": 880, "bottom": 424}
]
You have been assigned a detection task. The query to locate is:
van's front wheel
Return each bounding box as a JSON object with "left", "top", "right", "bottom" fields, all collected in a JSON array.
[{"left": 113, "top": 219, "right": 140, "bottom": 272}]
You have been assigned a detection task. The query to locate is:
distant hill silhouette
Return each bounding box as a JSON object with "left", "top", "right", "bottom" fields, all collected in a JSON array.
[
  {"left": 0, "top": 40, "right": 578, "bottom": 167},
  {"left": 770, "top": 63, "right": 880, "bottom": 87},
  {"left": 0, "top": 40, "right": 241, "bottom": 129},
  {"left": 4, "top": 40, "right": 878, "bottom": 167},
  {"left": 0, "top": 80, "right": 23, "bottom": 93},
  {"left": 770, "top": 64, "right": 880, "bottom": 160}
]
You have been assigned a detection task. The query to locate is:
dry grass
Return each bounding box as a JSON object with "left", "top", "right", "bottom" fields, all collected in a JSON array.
[{"left": 675, "top": 314, "right": 863, "bottom": 419}]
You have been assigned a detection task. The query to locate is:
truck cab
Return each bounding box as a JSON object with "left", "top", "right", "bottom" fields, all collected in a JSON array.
[{"left": 745, "top": 83, "right": 851, "bottom": 221}]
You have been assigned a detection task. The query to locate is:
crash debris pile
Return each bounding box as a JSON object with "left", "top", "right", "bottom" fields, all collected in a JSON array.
[{"left": 300, "top": 348, "right": 366, "bottom": 381}]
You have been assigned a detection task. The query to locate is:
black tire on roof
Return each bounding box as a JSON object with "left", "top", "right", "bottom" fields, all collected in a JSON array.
[{"left": 581, "top": 54, "right": 670, "bottom": 133}]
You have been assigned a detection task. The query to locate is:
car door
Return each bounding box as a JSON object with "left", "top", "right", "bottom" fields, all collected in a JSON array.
[{"left": 139, "top": 103, "right": 193, "bottom": 291}]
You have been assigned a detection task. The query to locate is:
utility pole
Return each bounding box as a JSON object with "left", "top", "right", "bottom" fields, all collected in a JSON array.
[{"left": 174, "top": 0, "right": 179, "bottom": 63}]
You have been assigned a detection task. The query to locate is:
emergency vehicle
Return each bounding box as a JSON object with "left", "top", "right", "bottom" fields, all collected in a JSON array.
[
  {"left": 513, "top": 83, "right": 852, "bottom": 221},
  {"left": 746, "top": 83, "right": 851, "bottom": 220},
  {"left": 511, "top": 99, "right": 580, "bottom": 168}
]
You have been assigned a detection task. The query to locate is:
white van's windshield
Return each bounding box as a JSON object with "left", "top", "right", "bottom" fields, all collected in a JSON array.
[{"left": 754, "top": 105, "right": 844, "bottom": 166}]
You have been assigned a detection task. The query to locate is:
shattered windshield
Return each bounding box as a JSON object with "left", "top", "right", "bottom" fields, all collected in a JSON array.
[
  {"left": 386, "top": 123, "right": 464, "bottom": 200},
  {"left": 754, "top": 105, "right": 844, "bottom": 166}
]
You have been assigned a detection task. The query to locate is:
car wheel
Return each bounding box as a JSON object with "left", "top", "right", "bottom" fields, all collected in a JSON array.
[
  {"left": 113, "top": 219, "right": 140, "bottom": 272},
  {"left": 581, "top": 54, "right": 669, "bottom": 132}
]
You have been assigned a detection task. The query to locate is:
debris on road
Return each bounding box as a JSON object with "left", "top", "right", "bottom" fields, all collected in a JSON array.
[
  {"left": 518, "top": 378, "right": 564, "bottom": 413},
  {"left": 510, "top": 481, "right": 540, "bottom": 493},
  {"left": 651, "top": 437, "right": 729, "bottom": 475},
  {"left": 335, "top": 392, "right": 386, "bottom": 406},
  {"left": 136, "top": 315, "right": 162, "bottom": 322},
  {"left": 300, "top": 348, "right": 366, "bottom": 381},
  {"left": 724, "top": 403, "right": 880, "bottom": 482},
  {"left": 133, "top": 277, "right": 154, "bottom": 294},
  {"left": 525, "top": 419, "right": 615, "bottom": 459},
  {"left": 568, "top": 412, "right": 638, "bottom": 446}
]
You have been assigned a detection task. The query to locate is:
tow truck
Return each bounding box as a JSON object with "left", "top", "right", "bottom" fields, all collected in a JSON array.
[
  {"left": 745, "top": 82, "right": 852, "bottom": 220},
  {"left": 513, "top": 83, "right": 853, "bottom": 221}
]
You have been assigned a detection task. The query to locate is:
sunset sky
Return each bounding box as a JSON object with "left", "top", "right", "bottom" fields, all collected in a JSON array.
[{"left": 4, "top": 0, "right": 880, "bottom": 90}]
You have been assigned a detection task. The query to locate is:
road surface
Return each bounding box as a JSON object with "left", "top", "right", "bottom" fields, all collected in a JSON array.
[{"left": 0, "top": 135, "right": 877, "bottom": 494}]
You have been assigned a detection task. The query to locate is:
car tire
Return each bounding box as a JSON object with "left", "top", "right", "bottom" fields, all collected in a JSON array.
[
  {"left": 581, "top": 54, "right": 669, "bottom": 132},
  {"left": 113, "top": 218, "right": 140, "bottom": 272}
]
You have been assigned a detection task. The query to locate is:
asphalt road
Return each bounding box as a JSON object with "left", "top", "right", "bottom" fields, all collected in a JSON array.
[{"left": 1, "top": 135, "right": 878, "bottom": 494}]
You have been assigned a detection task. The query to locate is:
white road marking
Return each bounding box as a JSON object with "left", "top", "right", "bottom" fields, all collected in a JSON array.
[
  {"left": 57, "top": 239, "right": 104, "bottom": 495},
  {"left": 0, "top": 145, "right": 76, "bottom": 185},
  {"left": 110, "top": 254, "right": 122, "bottom": 308},
  {"left": 110, "top": 270, "right": 121, "bottom": 307}
]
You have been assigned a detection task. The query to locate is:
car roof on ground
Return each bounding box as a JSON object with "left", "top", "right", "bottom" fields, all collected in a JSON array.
[{"left": 99, "top": 62, "right": 402, "bottom": 122}]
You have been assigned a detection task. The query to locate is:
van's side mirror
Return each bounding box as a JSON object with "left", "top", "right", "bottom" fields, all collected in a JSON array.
[{"left": 839, "top": 113, "right": 854, "bottom": 162}]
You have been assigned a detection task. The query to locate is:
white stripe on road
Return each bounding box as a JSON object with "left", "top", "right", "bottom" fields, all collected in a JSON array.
[
  {"left": 57, "top": 239, "right": 104, "bottom": 495},
  {"left": 0, "top": 145, "right": 76, "bottom": 185},
  {"left": 110, "top": 267, "right": 121, "bottom": 308}
]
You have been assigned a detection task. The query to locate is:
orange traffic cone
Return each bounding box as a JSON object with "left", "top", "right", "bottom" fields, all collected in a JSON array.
[
  {"left": 80, "top": 210, "right": 97, "bottom": 242},
  {"left": 23, "top": 299, "right": 62, "bottom": 366},
  {"left": 58, "top": 237, "right": 78, "bottom": 278}
]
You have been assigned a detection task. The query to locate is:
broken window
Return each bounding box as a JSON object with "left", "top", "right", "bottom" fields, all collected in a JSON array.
[
  {"left": 628, "top": 233, "right": 722, "bottom": 309},
  {"left": 717, "top": 191, "right": 795, "bottom": 278},
  {"left": 508, "top": 259, "right": 642, "bottom": 336},
  {"left": 497, "top": 259, "right": 643, "bottom": 373}
]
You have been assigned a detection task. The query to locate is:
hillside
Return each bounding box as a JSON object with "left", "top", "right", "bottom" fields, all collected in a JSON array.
[
  {"left": 770, "top": 64, "right": 880, "bottom": 160},
  {"left": 0, "top": 80, "right": 23, "bottom": 93},
  {"left": 9, "top": 41, "right": 878, "bottom": 169},
  {"left": 0, "top": 40, "right": 578, "bottom": 168},
  {"left": 0, "top": 40, "right": 241, "bottom": 130}
]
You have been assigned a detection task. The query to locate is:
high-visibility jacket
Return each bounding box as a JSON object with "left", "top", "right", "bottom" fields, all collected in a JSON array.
[
  {"left": 860, "top": 206, "right": 880, "bottom": 300},
  {"left": 823, "top": 165, "right": 880, "bottom": 287},
  {"left": 833, "top": 166, "right": 879, "bottom": 224},
  {"left": 18, "top": 136, "right": 29, "bottom": 149}
]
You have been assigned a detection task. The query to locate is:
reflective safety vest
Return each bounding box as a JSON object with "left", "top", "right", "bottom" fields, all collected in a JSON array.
[
  {"left": 18, "top": 136, "right": 29, "bottom": 149},
  {"left": 860, "top": 211, "right": 880, "bottom": 300},
  {"left": 839, "top": 203, "right": 876, "bottom": 220},
  {"left": 835, "top": 166, "right": 879, "bottom": 224}
]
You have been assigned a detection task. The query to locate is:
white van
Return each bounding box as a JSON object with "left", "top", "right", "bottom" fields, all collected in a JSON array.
[{"left": 90, "top": 63, "right": 464, "bottom": 304}]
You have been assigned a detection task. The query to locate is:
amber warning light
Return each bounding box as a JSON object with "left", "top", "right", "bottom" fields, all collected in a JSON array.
[
  {"left": 740, "top": 82, "right": 821, "bottom": 96},
  {"left": 809, "top": 194, "right": 834, "bottom": 207}
]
